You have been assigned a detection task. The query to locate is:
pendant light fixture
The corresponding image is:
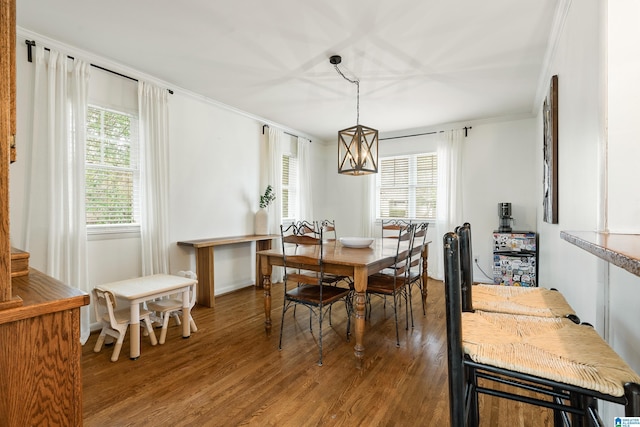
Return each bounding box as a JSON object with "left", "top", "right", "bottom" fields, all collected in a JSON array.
[{"left": 331, "top": 55, "right": 378, "bottom": 175}]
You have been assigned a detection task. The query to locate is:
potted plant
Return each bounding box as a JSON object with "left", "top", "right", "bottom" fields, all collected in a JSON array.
[
  {"left": 259, "top": 185, "right": 276, "bottom": 209},
  {"left": 255, "top": 185, "right": 276, "bottom": 235}
]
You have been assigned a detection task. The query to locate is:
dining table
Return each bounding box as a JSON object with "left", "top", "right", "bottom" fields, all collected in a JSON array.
[
  {"left": 98, "top": 273, "right": 198, "bottom": 359},
  {"left": 257, "top": 237, "right": 429, "bottom": 368}
]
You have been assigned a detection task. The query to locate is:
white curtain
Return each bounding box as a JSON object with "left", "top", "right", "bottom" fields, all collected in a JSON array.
[
  {"left": 267, "top": 127, "right": 284, "bottom": 282},
  {"left": 361, "top": 174, "right": 376, "bottom": 237},
  {"left": 433, "top": 129, "right": 465, "bottom": 280},
  {"left": 297, "top": 136, "right": 313, "bottom": 221},
  {"left": 25, "top": 46, "right": 91, "bottom": 343},
  {"left": 139, "top": 81, "right": 170, "bottom": 276}
]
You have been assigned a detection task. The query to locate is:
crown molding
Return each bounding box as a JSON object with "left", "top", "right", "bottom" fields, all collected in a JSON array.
[{"left": 533, "top": 0, "right": 572, "bottom": 112}]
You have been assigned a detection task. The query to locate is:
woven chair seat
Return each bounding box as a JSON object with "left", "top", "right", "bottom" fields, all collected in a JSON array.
[
  {"left": 472, "top": 284, "right": 577, "bottom": 318},
  {"left": 462, "top": 311, "right": 640, "bottom": 397}
]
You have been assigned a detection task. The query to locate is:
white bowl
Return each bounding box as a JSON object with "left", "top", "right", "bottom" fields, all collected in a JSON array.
[{"left": 339, "top": 237, "right": 374, "bottom": 248}]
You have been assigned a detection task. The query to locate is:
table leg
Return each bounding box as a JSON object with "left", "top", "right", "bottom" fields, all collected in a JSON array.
[
  {"left": 261, "top": 254, "right": 272, "bottom": 335},
  {"left": 195, "top": 246, "right": 215, "bottom": 307},
  {"left": 353, "top": 268, "right": 367, "bottom": 369},
  {"left": 255, "top": 238, "right": 273, "bottom": 289},
  {"left": 421, "top": 243, "right": 430, "bottom": 308},
  {"left": 182, "top": 286, "right": 191, "bottom": 338},
  {"left": 129, "top": 302, "right": 141, "bottom": 360}
]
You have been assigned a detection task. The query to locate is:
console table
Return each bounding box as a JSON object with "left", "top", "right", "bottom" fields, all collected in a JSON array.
[{"left": 178, "top": 234, "right": 279, "bottom": 307}]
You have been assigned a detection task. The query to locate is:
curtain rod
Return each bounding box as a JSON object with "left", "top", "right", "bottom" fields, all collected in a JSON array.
[
  {"left": 380, "top": 126, "right": 472, "bottom": 141},
  {"left": 262, "top": 124, "right": 311, "bottom": 142},
  {"left": 25, "top": 40, "right": 174, "bottom": 94}
]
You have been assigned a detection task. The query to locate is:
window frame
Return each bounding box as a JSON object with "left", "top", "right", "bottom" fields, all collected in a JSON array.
[
  {"left": 85, "top": 104, "right": 141, "bottom": 237},
  {"left": 375, "top": 152, "right": 438, "bottom": 222}
]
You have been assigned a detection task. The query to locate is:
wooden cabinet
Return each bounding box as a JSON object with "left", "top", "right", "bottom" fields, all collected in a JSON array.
[
  {"left": 0, "top": 270, "right": 89, "bottom": 425},
  {"left": 1, "top": 1, "right": 90, "bottom": 425}
]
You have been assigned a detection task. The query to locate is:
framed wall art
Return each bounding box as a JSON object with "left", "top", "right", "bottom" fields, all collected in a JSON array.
[{"left": 543, "top": 74, "right": 558, "bottom": 224}]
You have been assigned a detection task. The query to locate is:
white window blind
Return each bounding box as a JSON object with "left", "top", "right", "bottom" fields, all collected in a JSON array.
[
  {"left": 282, "top": 154, "right": 298, "bottom": 221},
  {"left": 377, "top": 153, "right": 437, "bottom": 220},
  {"left": 85, "top": 106, "right": 140, "bottom": 226}
]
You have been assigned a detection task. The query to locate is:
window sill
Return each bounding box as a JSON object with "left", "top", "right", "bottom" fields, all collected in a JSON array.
[{"left": 87, "top": 225, "right": 141, "bottom": 241}]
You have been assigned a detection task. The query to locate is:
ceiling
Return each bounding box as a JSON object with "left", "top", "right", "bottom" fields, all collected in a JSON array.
[{"left": 16, "top": 0, "right": 559, "bottom": 142}]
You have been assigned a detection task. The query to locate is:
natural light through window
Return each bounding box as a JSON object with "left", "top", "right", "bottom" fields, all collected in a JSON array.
[
  {"left": 282, "top": 153, "right": 298, "bottom": 221},
  {"left": 85, "top": 106, "right": 140, "bottom": 229},
  {"left": 376, "top": 153, "right": 437, "bottom": 220}
]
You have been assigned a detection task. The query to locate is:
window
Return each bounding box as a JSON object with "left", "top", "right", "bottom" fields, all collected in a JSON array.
[
  {"left": 377, "top": 153, "right": 437, "bottom": 220},
  {"left": 85, "top": 105, "right": 140, "bottom": 229},
  {"left": 281, "top": 153, "right": 298, "bottom": 221}
]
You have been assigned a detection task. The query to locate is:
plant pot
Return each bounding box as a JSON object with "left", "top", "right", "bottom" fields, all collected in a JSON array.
[{"left": 255, "top": 208, "right": 269, "bottom": 235}]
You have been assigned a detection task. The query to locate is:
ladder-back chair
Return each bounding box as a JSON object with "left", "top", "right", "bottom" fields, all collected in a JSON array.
[
  {"left": 443, "top": 231, "right": 640, "bottom": 426},
  {"left": 366, "top": 223, "right": 416, "bottom": 346},
  {"left": 279, "top": 221, "right": 352, "bottom": 366}
]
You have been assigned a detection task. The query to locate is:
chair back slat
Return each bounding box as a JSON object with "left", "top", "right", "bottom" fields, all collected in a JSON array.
[
  {"left": 281, "top": 221, "right": 324, "bottom": 280},
  {"left": 390, "top": 223, "right": 416, "bottom": 276},
  {"left": 93, "top": 287, "right": 120, "bottom": 329},
  {"left": 382, "top": 219, "right": 412, "bottom": 239},
  {"left": 283, "top": 234, "right": 321, "bottom": 247},
  {"left": 320, "top": 219, "right": 338, "bottom": 240}
]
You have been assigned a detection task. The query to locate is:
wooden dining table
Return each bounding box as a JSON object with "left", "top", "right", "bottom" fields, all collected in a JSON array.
[{"left": 257, "top": 238, "right": 429, "bottom": 367}]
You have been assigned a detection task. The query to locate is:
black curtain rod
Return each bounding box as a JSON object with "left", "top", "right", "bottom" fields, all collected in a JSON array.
[
  {"left": 380, "top": 126, "right": 472, "bottom": 141},
  {"left": 262, "top": 124, "right": 311, "bottom": 142},
  {"left": 25, "top": 40, "right": 174, "bottom": 94}
]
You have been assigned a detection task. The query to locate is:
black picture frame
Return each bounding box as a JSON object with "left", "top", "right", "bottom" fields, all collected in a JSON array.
[{"left": 543, "top": 75, "right": 558, "bottom": 224}]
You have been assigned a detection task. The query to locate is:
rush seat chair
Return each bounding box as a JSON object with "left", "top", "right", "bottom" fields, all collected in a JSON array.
[
  {"left": 443, "top": 231, "right": 640, "bottom": 426},
  {"left": 456, "top": 222, "right": 578, "bottom": 321}
]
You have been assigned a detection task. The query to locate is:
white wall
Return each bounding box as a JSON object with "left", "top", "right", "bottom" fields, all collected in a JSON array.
[
  {"left": 606, "top": 0, "right": 640, "bottom": 384},
  {"left": 536, "top": 0, "right": 604, "bottom": 325},
  {"left": 537, "top": 0, "right": 640, "bottom": 419},
  {"left": 461, "top": 119, "right": 537, "bottom": 281},
  {"left": 166, "top": 92, "right": 263, "bottom": 293}
]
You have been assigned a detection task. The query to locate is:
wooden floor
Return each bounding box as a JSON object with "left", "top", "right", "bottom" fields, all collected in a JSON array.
[{"left": 82, "top": 280, "right": 552, "bottom": 426}]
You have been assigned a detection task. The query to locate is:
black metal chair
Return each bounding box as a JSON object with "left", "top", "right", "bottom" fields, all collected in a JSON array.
[
  {"left": 407, "top": 221, "right": 429, "bottom": 318},
  {"left": 279, "top": 221, "right": 352, "bottom": 366},
  {"left": 443, "top": 231, "right": 640, "bottom": 426},
  {"left": 366, "top": 223, "right": 415, "bottom": 346}
]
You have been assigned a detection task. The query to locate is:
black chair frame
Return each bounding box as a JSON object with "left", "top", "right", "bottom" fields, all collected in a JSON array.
[
  {"left": 366, "top": 223, "right": 416, "bottom": 346},
  {"left": 279, "top": 221, "right": 352, "bottom": 366},
  {"left": 443, "top": 231, "right": 640, "bottom": 427}
]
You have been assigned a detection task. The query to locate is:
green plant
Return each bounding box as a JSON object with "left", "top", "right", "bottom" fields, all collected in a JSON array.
[{"left": 259, "top": 185, "right": 276, "bottom": 209}]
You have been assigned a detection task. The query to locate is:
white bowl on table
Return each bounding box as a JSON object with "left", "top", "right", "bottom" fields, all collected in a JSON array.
[{"left": 339, "top": 237, "right": 374, "bottom": 248}]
